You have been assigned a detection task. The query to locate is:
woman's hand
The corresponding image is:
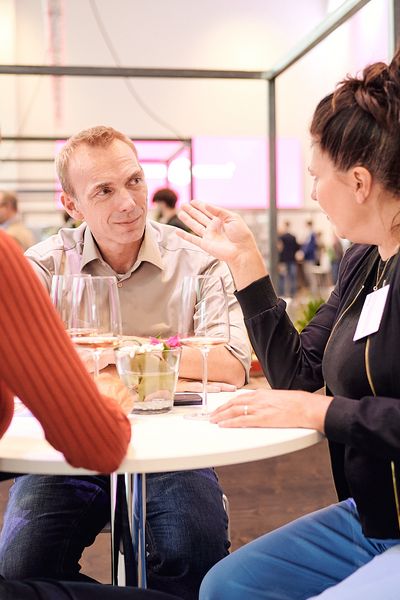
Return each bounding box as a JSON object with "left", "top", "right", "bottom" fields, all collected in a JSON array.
[
  {"left": 210, "top": 389, "right": 333, "bottom": 432},
  {"left": 178, "top": 200, "right": 256, "bottom": 262},
  {"left": 178, "top": 201, "right": 267, "bottom": 289},
  {"left": 95, "top": 373, "right": 134, "bottom": 415}
]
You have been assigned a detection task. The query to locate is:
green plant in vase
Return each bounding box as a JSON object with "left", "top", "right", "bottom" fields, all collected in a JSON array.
[{"left": 115, "top": 336, "right": 181, "bottom": 413}]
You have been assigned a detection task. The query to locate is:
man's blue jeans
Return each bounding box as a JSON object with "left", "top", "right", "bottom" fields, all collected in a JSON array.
[
  {"left": 0, "top": 469, "right": 229, "bottom": 600},
  {"left": 200, "top": 499, "right": 400, "bottom": 600}
]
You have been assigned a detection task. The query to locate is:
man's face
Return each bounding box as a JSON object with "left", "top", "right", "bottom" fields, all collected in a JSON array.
[{"left": 62, "top": 139, "right": 148, "bottom": 249}]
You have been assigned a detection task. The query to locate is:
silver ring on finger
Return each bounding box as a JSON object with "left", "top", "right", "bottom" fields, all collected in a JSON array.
[{"left": 243, "top": 404, "right": 249, "bottom": 416}]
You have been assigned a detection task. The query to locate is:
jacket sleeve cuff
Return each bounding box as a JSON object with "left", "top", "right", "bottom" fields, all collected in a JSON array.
[
  {"left": 324, "top": 395, "right": 359, "bottom": 443},
  {"left": 234, "top": 275, "right": 279, "bottom": 320}
]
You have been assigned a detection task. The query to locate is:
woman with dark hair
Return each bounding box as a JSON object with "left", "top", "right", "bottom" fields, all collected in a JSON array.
[
  {"left": 178, "top": 50, "right": 400, "bottom": 599},
  {"left": 0, "top": 230, "right": 178, "bottom": 599}
]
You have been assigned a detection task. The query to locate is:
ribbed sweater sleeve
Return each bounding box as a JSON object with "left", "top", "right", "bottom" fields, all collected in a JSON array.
[{"left": 0, "top": 232, "right": 131, "bottom": 473}]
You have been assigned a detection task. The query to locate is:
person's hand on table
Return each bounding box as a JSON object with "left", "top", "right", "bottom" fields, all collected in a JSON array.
[
  {"left": 176, "top": 379, "right": 237, "bottom": 393},
  {"left": 95, "top": 373, "right": 134, "bottom": 415},
  {"left": 209, "top": 389, "right": 333, "bottom": 433}
]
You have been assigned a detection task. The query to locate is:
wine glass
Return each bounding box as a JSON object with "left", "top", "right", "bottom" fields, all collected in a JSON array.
[
  {"left": 50, "top": 274, "right": 91, "bottom": 329},
  {"left": 51, "top": 275, "right": 122, "bottom": 376},
  {"left": 178, "top": 275, "right": 230, "bottom": 419}
]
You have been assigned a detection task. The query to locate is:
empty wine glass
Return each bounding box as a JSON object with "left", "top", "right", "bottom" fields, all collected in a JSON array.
[
  {"left": 51, "top": 274, "right": 122, "bottom": 376},
  {"left": 178, "top": 275, "right": 230, "bottom": 419}
]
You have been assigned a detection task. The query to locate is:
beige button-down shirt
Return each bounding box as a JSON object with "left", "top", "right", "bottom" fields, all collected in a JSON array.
[{"left": 25, "top": 220, "right": 251, "bottom": 376}]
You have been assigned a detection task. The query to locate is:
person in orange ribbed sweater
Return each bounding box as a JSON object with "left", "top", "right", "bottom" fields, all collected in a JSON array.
[
  {"left": 0, "top": 229, "right": 131, "bottom": 473},
  {"left": 0, "top": 232, "right": 180, "bottom": 600}
]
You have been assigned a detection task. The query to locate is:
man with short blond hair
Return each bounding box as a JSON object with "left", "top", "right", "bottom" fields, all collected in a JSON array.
[{"left": 0, "top": 126, "right": 250, "bottom": 600}]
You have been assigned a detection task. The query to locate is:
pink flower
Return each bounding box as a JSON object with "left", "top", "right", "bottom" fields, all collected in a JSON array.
[
  {"left": 165, "top": 335, "right": 181, "bottom": 348},
  {"left": 148, "top": 335, "right": 181, "bottom": 349}
]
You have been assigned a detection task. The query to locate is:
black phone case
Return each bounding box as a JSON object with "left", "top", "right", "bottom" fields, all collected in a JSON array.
[{"left": 173, "top": 393, "right": 202, "bottom": 406}]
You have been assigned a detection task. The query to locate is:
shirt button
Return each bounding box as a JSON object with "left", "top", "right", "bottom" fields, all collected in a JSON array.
[{"left": 117, "top": 282, "right": 123, "bottom": 288}]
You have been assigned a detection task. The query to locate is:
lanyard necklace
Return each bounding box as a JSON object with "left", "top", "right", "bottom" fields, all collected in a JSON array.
[{"left": 373, "top": 255, "right": 394, "bottom": 291}]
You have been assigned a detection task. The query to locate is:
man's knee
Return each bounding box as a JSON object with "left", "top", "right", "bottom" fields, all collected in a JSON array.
[{"left": 147, "top": 469, "right": 229, "bottom": 571}]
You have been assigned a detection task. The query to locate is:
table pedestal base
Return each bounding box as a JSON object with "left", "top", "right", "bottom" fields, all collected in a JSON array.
[{"left": 110, "top": 472, "right": 147, "bottom": 588}]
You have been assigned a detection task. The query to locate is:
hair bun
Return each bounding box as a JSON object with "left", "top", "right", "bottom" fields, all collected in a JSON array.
[{"left": 334, "top": 55, "right": 400, "bottom": 129}]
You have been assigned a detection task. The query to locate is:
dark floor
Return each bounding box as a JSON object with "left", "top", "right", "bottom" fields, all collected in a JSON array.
[{"left": 0, "top": 376, "right": 337, "bottom": 584}]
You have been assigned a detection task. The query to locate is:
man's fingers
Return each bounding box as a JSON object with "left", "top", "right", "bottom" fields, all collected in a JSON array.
[
  {"left": 176, "top": 380, "right": 237, "bottom": 393},
  {"left": 176, "top": 380, "right": 203, "bottom": 392}
]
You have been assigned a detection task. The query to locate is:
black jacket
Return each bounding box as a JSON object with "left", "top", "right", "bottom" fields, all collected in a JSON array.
[{"left": 236, "top": 243, "right": 400, "bottom": 539}]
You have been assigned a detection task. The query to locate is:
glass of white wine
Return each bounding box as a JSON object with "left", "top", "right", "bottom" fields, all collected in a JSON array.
[
  {"left": 51, "top": 275, "right": 122, "bottom": 376},
  {"left": 179, "top": 275, "right": 230, "bottom": 419}
]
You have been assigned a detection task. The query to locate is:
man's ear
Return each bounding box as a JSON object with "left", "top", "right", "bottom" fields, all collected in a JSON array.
[
  {"left": 352, "top": 166, "right": 372, "bottom": 204},
  {"left": 61, "top": 192, "right": 84, "bottom": 220}
]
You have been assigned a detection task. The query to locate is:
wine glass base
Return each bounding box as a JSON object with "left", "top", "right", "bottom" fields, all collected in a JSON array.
[{"left": 183, "top": 411, "right": 211, "bottom": 421}]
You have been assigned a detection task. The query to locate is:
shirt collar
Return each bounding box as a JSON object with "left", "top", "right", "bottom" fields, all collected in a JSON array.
[
  {"left": 80, "top": 226, "right": 104, "bottom": 270},
  {"left": 135, "top": 221, "right": 164, "bottom": 271},
  {"left": 80, "top": 221, "right": 165, "bottom": 273}
]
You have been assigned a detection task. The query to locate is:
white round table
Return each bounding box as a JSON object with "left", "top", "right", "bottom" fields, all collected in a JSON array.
[
  {"left": 0, "top": 392, "right": 322, "bottom": 475},
  {"left": 0, "top": 392, "right": 323, "bottom": 587}
]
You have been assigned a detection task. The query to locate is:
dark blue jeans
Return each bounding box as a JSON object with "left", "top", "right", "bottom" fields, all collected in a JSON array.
[{"left": 0, "top": 470, "right": 229, "bottom": 600}]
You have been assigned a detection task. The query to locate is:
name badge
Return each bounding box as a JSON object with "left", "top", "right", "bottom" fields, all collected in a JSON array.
[{"left": 353, "top": 285, "right": 390, "bottom": 341}]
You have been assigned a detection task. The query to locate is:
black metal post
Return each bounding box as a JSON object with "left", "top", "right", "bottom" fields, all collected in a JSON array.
[{"left": 268, "top": 79, "right": 278, "bottom": 288}]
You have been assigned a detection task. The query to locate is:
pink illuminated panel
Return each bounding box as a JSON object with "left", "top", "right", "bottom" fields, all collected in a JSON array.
[
  {"left": 192, "top": 137, "right": 266, "bottom": 209},
  {"left": 192, "top": 137, "right": 303, "bottom": 209},
  {"left": 135, "top": 141, "right": 191, "bottom": 208}
]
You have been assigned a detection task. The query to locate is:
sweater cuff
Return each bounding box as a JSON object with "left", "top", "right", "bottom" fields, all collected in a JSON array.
[
  {"left": 234, "top": 275, "right": 279, "bottom": 320},
  {"left": 324, "top": 395, "right": 358, "bottom": 444}
]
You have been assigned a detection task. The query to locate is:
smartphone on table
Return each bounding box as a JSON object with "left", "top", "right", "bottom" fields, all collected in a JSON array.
[{"left": 174, "top": 393, "right": 202, "bottom": 406}]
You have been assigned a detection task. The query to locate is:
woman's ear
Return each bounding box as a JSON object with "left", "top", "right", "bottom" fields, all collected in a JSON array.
[
  {"left": 61, "top": 192, "right": 84, "bottom": 220},
  {"left": 352, "top": 166, "right": 372, "bottom": 204}
]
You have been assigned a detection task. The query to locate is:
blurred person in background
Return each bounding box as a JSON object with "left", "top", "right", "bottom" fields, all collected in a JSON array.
[
  {"left": 152, "top": 188, "right": 190, "bottom": 232},
  {"left": 277, "top": 220, "right": 300, "bottom": 297},
  {"left": 0, "top": 190, "right": 36, "bottom": 251},
  {"left": 302, "top": 219, "right": 318, "bottom": 295}
]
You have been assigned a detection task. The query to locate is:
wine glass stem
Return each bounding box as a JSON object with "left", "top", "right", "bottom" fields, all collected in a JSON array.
[
  {"left": 93, "top": 349, "right": 101, "bottom": 378},
  {"left": 200, "top": 346, "right": 210, "bottom": 412}
]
